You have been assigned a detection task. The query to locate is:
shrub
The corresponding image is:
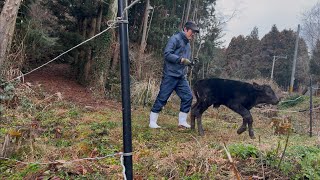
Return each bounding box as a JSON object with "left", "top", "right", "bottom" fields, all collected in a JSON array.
[
  {"left": 227, "top": 143, "right": 259, "bottom": 159},
  {"left": 266, "top": 145, "right": 320, "bottom": 178}
]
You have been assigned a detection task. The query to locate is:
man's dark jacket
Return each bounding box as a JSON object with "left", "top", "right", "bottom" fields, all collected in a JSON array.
[{"left": 163, "top": 32, "right": 191, "bottom": 78}]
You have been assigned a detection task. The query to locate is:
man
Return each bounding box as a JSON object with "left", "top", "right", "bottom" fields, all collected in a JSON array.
[{"left": 149, "top": 21, "right": 199, "bottom": 128}]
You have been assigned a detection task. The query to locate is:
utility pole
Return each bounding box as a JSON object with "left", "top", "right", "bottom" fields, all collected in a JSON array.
[
  {"left": 270, "top": 55, "right": 287, "bottom": 80},
  {"left": 118, "top": 0, "right": 133, "bottom": 179},
  {"left": 289, "top": 24, "right": 300, "bottom": 94}
]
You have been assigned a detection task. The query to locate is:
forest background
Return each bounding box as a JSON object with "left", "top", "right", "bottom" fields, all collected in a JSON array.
[
  {"left": 1, "top": 0, "right": 320, "bottom": 93},
  {"left": 2, "top": 1, "right": 320, "bottom": 179}
]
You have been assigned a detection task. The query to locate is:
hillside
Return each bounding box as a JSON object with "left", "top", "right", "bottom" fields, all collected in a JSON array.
[{"left": 1, "top": 63, "right": 320, "bottom": 179}]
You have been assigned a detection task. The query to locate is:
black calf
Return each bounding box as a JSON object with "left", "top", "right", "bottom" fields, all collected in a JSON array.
[{"left": 191, "top": 78, "right": 279, "bottom": 139}]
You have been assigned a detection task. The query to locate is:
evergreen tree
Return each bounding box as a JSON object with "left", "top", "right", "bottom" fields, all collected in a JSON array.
[
  {"left": 295, "top": 38, "right": 309, "bottom": 87},
  {"left": 277, "top": 29, "right": 309, "bottom": 88},
  {"left": 192, "top": 0, "right": 222, "bottom": 80},
  {"left": 257, "top": 26, "right": 309, "bottom": 88},
  {"left": 223, "top": 27, "right": 261, "bottom": 79},
  {"left": 258, "top": 25, "right": 282, "bottom": 79},
  {"left": 224, "top": 35, "right": 249, "bottom": 79},
  {"left": 242, "top": 27, "right": 261, "bottom": 79},
  {"left": 273, "top": 29, "right": 296, "bottom": 87},
  {"left": 43, "top": 0, "right": 117, "bottom": 90}
]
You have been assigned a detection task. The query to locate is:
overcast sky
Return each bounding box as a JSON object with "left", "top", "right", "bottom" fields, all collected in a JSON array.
[{"left": 216, "top": 0, "right": 319, "bottom": 47}]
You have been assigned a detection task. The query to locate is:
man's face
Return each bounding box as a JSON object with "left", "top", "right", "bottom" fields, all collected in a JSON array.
[{"left": 184, "top": 28, "right": 196, "bottom": 40}]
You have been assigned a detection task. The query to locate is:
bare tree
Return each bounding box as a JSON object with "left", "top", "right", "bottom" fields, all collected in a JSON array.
[
  {"left": 0, "top": 0, "right": 23, "bottom": 71},
  {"left": 301, "top": 2, "right": 320, "bottom": 51},
  {"left": 184, "top": 0, "right": 192, "bottom": 23},
  {"left": 137, "top": 0, "right": 153, "bottom": 80}
]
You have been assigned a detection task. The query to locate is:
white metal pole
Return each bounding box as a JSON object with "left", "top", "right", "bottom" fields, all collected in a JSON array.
[
  {"left": 271, "top": 56, "right": 275, "bottom": 80},
  {"left": 289, "top": 24, "right": 300, "bottom": 94}
]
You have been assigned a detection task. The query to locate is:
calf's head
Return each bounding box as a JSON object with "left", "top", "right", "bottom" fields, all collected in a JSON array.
[{"left": 253, "top": 83, "right": 279, "bottom": 105}]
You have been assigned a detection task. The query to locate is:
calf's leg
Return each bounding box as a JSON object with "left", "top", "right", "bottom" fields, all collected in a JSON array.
[
  {"left": 227, "top": 104, "right": 255, "bottom": 139},
  {"left": 190, "top": 102, "right": 199, "bottom": 130},
  {"left": 247, "top": 117, "right": 254, "bottom": 138},
  {"left": 190, "top": 113, "right": 196, "bottom": 130},
  {"left": 197, "top": 115, "right": 204, "bottom": 136},
  {"left": 192, "top": 101, "right": 210, "bottom": 136}
]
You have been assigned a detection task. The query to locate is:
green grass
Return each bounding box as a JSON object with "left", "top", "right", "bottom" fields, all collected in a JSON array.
[{"left": 1, "top": 89, "right": 320, "bottom": 179}]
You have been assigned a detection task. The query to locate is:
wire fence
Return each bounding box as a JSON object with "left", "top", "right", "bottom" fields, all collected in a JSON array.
[
  {"left": 0, "top": 1, "right": 319, "bottom": 179},
  {"left": 1, "top": 0, "right": 142, "bottom": 86},
  {"left": 252, "top": 79, "right": 320, "bottom": 137},
  {"left": 0, "top": 1, "right": 142, "bottom": 179}
]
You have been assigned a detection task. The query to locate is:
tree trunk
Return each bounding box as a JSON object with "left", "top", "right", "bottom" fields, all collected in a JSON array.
[
  {"left": 106, "top": 0, "right": 118, "bottom": 76},
  {"left": 76, "top": 18, "right": 87, "bottom": 82},
  {"left": 184, "top": 0, "right": 192, "bottom": 23},
  {"left": 140, "top": 0, "right": 150, "bottom": 53},
  {"left": 137, "top": 0, "right": 150, "bottom": 80},
  {"left": 83, "top": 17, "right": 97, "bottom": 83},
  {"left": 192, "top": 0, "right": 199, "bottom": 21},
  {"left": 0, "top": 0, "right": 23, "bottom": 71},
  {"left": 171, "top": 0, "right": 176, "bottom": 15},
  {"left": 89, "top": 0, "right": 118, "bottom": 91},
  {"left": 96, "top": 0, "right": 103, "bottom": 33},
  {"left": 111, "top": 41, "right": 120, "bottom": 72},
  {"left": 179, "top": 2, "right": 186, "bottom": 29}
]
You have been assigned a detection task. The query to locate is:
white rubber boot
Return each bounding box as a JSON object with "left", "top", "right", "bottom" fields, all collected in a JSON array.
[
  {"left": 149, "top": 112, "right": 161, "bottom": 128},
  {"left": 178, "top": 112, "right": 191, "bottom": 128}
]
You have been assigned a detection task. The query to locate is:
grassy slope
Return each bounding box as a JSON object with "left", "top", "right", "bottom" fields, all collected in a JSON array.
[{"left": 1, "top": 89, "right": 320, "bottom": 179}]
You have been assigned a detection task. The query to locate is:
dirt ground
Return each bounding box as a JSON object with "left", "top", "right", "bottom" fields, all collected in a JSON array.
[
  {"left": 3, "top": 63, "right": 319, "bottom": 179},
  {"left": 24, "top": 63, "right": 121, "bottom": 110}
]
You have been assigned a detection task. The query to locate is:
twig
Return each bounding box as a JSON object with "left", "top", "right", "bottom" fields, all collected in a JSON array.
[
  {"left": 277, "top": 130, "right": 290, "bottom": 169},
  {"left": 223, "top": 142, "right": 242, "bottom": 180},
  {"left": 143, "top": 78, "right": 151, "bottom": 108},
  {"left": 275, "top": 140, "right": 281, "bottom": 156},
  {"left": 189, "top": 134, "right": 201, "bottom": 148},
  {"left": 258, "top": 135, "right": 265, "bottom": 180}
]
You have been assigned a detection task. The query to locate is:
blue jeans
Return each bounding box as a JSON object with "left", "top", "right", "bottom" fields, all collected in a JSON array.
[{"left": 151, "top": 75, "right": 193, "bottom": 113}]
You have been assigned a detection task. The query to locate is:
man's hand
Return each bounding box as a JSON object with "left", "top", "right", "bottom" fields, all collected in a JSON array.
[{"left": 180, "top": 58, "right": 191, "bottom": 65}]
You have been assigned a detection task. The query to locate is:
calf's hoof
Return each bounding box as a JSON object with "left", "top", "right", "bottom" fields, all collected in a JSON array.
[
  {"left": 198, "top": 130, "right": 205, "bottom": 136},
  {"left": 237, "top": 126, "right": 247, "bottom": 134},
  {"left": 249, "top": 130, "right": 255, "bottom": 139}
]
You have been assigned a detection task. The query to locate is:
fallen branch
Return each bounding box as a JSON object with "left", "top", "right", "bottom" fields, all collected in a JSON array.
[
  {"left": 223, "top": 142, "right": 242, "bottom": 180},
  {"left": 258, "top": 135, "right": 265, "bottom": 180},
  {"left": 277, "top": 130, "right": 291, "bottom": 169}
]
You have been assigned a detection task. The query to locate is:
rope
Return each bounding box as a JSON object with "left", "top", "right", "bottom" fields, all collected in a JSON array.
[
  {"left": 121, "top": 154, "right": 127, "bottom": 180},
  {"left": 3, "top": 24, "right": 116, "bottom": 85},
  {"left": 1, "top": 0, "right": 141, "bottom": 178},
  {"left": 1, "top": 0, "right": 141, "bottom": 86}
]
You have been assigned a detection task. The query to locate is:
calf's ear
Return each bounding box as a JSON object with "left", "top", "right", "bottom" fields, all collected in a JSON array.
[{"left": 253, "top": 82, "right": 262, "bottom": 90}]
